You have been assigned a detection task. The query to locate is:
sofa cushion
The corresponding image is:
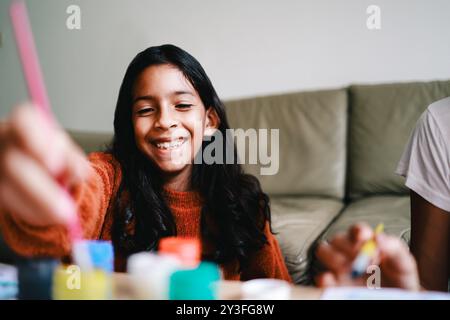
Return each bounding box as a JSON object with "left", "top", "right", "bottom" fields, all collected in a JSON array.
[
  {"left": 320, "top": 195, "right": 411, "bottom": 244},
  {"left": 270, "top": 196, "right": 344, "bottom": 284},
  {"left": 348, "top": 80, "right": 450, "bottom": 198},
  {"left": 225, "top": 89, "right": 348, "bottom": 199}
]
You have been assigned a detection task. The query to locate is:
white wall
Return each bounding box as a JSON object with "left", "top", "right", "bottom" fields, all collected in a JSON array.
[{"left": 1, "top": 0, "right": 450, "bottom": 132}]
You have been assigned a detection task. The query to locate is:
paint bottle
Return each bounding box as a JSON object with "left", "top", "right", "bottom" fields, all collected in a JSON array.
[
  {"left": 52, "top": 264, "right": 110, "bottom": 300},
  {"left": 127, "top": 252, "right": 181, "bottom": 299},
  {"left": 127, "top": 237, "right": 207, "bottom": 299},
  {"left": 16, "top": 257, "right": 58, "bottom": 300},
  {"left": 52, "top": 240, "right": 114, "bottom": 300},
  {"left": 169, "top": 261, "right": 220, "bottom": 300}
]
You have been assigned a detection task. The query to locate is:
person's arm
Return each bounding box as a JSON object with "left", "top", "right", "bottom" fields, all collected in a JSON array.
[
  {"left": 241, "top": 222, "right": 293, "bottom": 283},
  {"left": 395, "top": 107, "right": 450, "bottom": 292},
  {"left": 410, "top": 190, "right": 450, "bottom": 291},
  {"left": 0, "top": 152, "right": 120, "bottom": 258},
  {"left": 0, "top": 105, "right": 120, "bottom": 258}
]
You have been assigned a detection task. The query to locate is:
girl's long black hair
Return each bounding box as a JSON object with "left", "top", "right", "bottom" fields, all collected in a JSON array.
[{"left": 109, "top": 44, "right": 271, "bottom": 270}]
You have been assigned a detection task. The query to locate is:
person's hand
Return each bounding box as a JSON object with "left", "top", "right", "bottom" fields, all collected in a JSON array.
[
  {"left": 0, "top": 104, "right": 91, "bottom": 227},
  {"left": 315, "top": 223, "right": 420, "bottom": 291}
]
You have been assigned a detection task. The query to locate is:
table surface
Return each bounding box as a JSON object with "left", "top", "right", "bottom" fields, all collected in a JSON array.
[{"left": 112, "top": 273, "right": 324, "bottom": 300}]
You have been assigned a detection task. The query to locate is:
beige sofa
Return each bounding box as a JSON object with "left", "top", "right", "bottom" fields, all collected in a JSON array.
[
  {"left": 227, "top": 81, "right": 450, "bottom": 283},
  {"left": 225, "top": 80, "right": 450, "bottom": 283},
  {"left": 2, "top": 79, "right": 450, "bottom": 284}
]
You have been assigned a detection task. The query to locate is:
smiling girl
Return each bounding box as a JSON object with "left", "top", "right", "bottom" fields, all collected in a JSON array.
[{"left": 0, "top": 45, "right": 420, "bottom": 289}]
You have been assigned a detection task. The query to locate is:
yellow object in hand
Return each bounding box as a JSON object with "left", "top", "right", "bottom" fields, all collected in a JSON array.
[{"left": 351, "top": 223, "right": 384, "bottom": 278}]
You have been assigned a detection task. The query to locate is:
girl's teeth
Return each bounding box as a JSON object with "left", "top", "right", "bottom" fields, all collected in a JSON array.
[{"left": 155, "top": 139, "right": 184, "bottom": 150}]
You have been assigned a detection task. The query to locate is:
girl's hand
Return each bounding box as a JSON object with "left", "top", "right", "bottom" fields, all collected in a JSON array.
[
  {"left": 0, "top": 104, "right": 91, "bottom": 227},
  {"left": 315, "top": 223, "right": 420, "bottom": 291}
]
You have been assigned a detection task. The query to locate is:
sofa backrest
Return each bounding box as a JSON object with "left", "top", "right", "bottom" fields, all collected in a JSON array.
[
  {"left": 69, "top": 88, "right": 348, "bottom": 201},
  {"left": 68, "top": 80, "right": 450, "bottom": 201},
  {"left": 348, "top": 80, "right": 450, "bottom": 199},
  {"left": 225, "top": 89, "right": 348, "bottom": 199}
]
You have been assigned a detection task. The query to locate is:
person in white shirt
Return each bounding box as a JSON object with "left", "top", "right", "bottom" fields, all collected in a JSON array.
[{"left": 396, "top": 96, "right": 450, "bottom": 292}]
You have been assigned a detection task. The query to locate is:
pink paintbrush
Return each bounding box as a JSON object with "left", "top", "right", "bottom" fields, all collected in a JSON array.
[{"left": 9, "top": 0, "right": 92, "bottom": 271}]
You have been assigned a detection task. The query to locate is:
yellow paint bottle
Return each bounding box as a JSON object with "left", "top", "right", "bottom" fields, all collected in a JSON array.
[{"left": 52, "top": 264, "right": 110, "bottom": 300}]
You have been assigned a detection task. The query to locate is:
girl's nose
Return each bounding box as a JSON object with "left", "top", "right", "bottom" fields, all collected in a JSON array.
[{"left": 155, "top": 107, "right": 178, "bottom": 129}]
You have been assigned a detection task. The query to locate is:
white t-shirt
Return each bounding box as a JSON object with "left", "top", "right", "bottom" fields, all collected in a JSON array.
[{"left": 396, "top": 96, "right": 450, "bottom": 212}]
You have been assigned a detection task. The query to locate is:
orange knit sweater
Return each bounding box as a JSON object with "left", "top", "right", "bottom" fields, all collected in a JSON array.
[{"left": 0, "top": 152, "right": 292, "bottom": 282}]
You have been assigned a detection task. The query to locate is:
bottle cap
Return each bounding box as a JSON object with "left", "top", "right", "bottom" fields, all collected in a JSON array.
[
  {"left": 159, "top": 237, "right": 200, "bottom": 268},
  {"left": 85, "top": 240, "right": 114, "bottom": 273}
]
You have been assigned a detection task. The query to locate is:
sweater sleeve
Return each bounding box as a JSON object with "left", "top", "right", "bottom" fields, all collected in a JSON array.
[
  {"left": 241, "top": 222, "right": 293, "bottom": 283},
  {"left": 0, "top": 152, "right": 121, "bottom": 258}
]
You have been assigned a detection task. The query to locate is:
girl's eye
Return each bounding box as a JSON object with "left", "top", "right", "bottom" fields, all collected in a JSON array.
[
  {"left": 137, "top": 107, "right": 154, "bottom": 115},
  {"left": 176, "top": 104, "right": 193, "bottom": 109}
]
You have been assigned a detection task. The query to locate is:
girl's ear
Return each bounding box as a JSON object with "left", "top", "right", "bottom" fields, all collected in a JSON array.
[{"left": 204, "top": 107, "right": 220, "bottom": 136}]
